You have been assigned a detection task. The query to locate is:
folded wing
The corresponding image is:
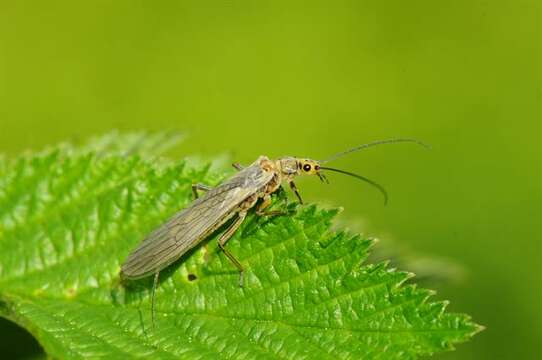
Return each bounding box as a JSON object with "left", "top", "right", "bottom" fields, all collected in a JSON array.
[{"left": 121, "top": 162, "right": 273, "bottom": 279}]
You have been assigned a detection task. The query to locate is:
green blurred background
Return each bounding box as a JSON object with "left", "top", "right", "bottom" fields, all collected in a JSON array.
[{"left": 0, "top": 1, "right": 540, "bottom": 359}]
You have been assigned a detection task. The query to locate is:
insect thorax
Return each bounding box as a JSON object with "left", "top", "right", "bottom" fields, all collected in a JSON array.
[{"left": 254, "top": 156, "right": 283, "bottom": 196}]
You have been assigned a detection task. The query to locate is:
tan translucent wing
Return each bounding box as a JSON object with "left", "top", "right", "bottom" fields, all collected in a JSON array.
[{"left": 120, "top": 163, "right": 273, "bottom": 279}]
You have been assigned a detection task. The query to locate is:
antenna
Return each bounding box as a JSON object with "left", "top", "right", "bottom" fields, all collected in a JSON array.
[{"left": 321, "top": 138, "right": 430, "bottom": 164}]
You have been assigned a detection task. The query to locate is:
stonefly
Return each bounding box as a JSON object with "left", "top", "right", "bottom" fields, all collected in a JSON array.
[{"left": 120, "top": 138, "right": 428, "bottom": 326}]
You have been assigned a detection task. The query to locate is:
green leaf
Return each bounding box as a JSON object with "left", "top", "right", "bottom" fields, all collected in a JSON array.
[
  {"left": 57, "top": 130, "right": 186, "bottom": 158},
  {"left": 0, "top": 140, "right": 482, "bottom": 359}
]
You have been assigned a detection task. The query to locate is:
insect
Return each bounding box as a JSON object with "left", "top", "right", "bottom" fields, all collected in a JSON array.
[{"left": 120, "top": 138, "right": 428, "bottom": 325}]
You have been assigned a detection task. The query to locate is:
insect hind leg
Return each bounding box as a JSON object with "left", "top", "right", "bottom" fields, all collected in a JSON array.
[
  {"left": 192, "top": 183, "right": 213, "bottom": 199},
  {"left": 151, "top": 271, "right": 159, "bottom": 329},
  {"left": 218, "top": 212, "right": 247, "bottom": 287}
]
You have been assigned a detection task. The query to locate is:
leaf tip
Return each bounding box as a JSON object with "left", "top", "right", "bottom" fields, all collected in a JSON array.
[{"left": 473, "top": 323, "right": 486, "bottom": 334}]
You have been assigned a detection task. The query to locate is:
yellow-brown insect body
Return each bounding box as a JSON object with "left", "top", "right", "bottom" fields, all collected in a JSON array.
[{"left": 120, "top": 155, "right": 324, "bottom": 280}]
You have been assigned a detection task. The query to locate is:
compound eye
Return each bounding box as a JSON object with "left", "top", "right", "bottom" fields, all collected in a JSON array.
[{"left": 303, "top": 164, "right": 311, "bottom": 172}]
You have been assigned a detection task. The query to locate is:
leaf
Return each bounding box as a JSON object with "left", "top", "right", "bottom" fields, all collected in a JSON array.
[
  {"left": 57, "top": 130, "right": 186, "bottom": 158},
  {"left": 83, "top": 130, "right": 185, "bottom": 156},
  {"left": 368, "top": 239, "right": 467, "bottom": 286},
  {"left": 0, "top": 140, "right": 482, "bottom": 359}
]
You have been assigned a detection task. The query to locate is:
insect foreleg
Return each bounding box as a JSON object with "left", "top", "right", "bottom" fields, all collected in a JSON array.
[
  {"left": 192, "top": 183, "right": 213, "bottom": 199},
  {"left": 218, "top": 212, "right": 247, "bottom": 287},
  {"left": 289, "top": 180, "right": 303, "bottom": 204}
]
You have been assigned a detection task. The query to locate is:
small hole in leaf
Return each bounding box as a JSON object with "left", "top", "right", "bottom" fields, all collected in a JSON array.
[
  {"left": 187, "top": 273, "right": 197, "bottom": 281},
  {"left": 66, "top": 287, "right": 77, "bottom": 298}
]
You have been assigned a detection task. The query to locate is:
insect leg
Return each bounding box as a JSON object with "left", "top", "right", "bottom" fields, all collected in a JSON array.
[
  {"left": 151, "top": 271, "right": 160, "bottom": 329},
  {"left": 289, "top": 181, "right": 303, "bottom": 204},
  {"left": 256, "top": 194, "right": 288, "bottom": 217},
  {"left": 232, "top": 163, "right": 244, "bottom": 171},
  {"left": 218, "top": 212, "right": 247, "bottom": 287},
  {"left": 192, "top": 183, "right": 213, "bottom": 199}
]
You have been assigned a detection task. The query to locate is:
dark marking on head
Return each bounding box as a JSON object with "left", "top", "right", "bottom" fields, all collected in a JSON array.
[
  {"left": 315, "top": 165, "right": 320, "bottom": 170},
  {"left": 188, "top": 273, "right": 197, "bottom": 281}
]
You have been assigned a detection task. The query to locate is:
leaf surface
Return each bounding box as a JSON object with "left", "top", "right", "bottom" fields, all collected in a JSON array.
[{"left": 0, "top": 136, "right": 481, "bottom": 359}]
